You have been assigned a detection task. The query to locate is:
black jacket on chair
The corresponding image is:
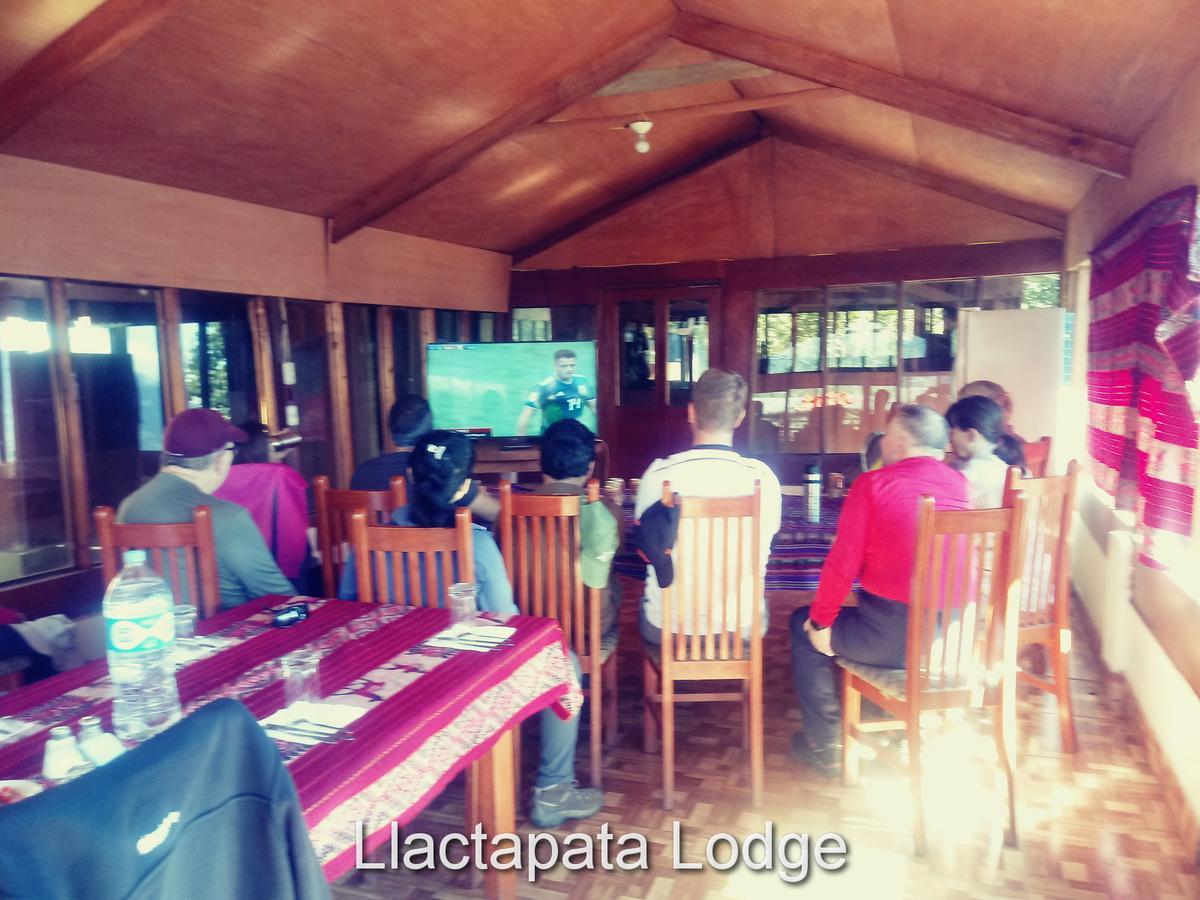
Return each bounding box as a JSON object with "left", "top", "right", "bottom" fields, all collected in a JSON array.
[{"left": 0, "top": 699, "right": 329, "bottom": 900}]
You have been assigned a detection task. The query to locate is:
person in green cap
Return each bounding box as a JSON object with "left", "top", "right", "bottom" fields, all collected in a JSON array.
[{"left": 531, "top": 419, "right": 621, "bottom": 640}]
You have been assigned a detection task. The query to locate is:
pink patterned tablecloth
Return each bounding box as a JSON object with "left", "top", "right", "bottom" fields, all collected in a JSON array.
[{"left": 0, "top": 596, "right": 582, "bottom": 882}]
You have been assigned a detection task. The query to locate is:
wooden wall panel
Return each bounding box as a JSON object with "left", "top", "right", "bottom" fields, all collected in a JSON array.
[
  {"left": 0, "top": 154, "right": 510, "bottom": 310},
  {"left": 327, "top": 227, "right": 510, "bottom": 311}
]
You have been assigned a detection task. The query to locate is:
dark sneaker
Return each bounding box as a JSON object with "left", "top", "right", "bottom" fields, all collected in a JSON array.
[
  {"left": 530, "top": 781, "right": 604, "bottom": 828},
  {"left": 790, "top": 732, "right": 842, "bottom": 778}
]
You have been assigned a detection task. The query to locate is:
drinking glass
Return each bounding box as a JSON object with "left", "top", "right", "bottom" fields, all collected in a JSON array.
[
  {"left": 280, "top": 649, "right": 321, "bottom": 705},
  {"left": 447, "top": 583, "right": 478, "bottom": 624},
  {"left": 173, "top": 605, "right": 197, "bottom": 640}
]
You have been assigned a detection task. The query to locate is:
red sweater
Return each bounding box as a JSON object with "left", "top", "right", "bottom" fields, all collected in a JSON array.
[{"left": 810, "top": 456, "right": 970, "bottom": 627}]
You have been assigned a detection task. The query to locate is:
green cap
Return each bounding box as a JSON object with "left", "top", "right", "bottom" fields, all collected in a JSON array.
[{"left": 578, "top": 499, "right": 619, "bottom": 589}]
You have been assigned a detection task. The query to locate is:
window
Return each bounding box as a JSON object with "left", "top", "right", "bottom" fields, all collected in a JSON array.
[
  {"left": 66, "top": 281, "right": 165, "bottom": 522},
  {"left": 512, "top": 308, "right": 551, "bottom": 341},
  {"left": 618, "top": 301, "right": 655, "bottom": 407},
  {"left": 667, "top": 298, "right": 709, "bottom": 405},
  {"left": 0, "top": 276, "right": 73, "bottom": 582},
  {"left": 752, "top": 273, "right": 1060, "bottom": 455},
  {"left": 268, "top": 299, "right": 335, "bottom": 484},
  {"left": 345, "top": 305, "right": 381, "bottom": 466},
  {"left": 180, "top": 291, "right": 258, "bottom": 425}
]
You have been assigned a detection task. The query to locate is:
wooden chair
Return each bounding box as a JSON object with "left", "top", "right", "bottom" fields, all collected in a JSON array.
[
  {"left": 497, "top": 480, "right": 617, "bottom": 790},
  {"left": 1021, "top": 436, "right": 1052, "bottom": 477},
  {"left": 94, "top": 505, "right": 221, "bottom": 619},
  {"left": 314, "top": 475, "right": 407, "bottom": 598},
  {"left": 642, "top": 481, "right": 764, "bottom": 810},
  {"left": 839, "top": 494, "right": 1029, "bottom": 855},
  {"left": 1003, "top": 459, "right": 1079, "bottom": 752},
  {"left": 346, "top": 506, "right": 473, "bottom": 606}
]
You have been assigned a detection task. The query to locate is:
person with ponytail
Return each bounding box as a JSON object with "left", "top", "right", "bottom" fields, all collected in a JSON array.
[
  {"left": 339, "top": 430, "right": 604, "bottom": 827},
  {"left": 944, "top": 395, "right": 1013, "bottom": 508}
]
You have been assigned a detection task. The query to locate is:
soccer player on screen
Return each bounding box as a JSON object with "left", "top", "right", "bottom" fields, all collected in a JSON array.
[{"left": 515, "top": 348, "right": 596, "bottom": 436}]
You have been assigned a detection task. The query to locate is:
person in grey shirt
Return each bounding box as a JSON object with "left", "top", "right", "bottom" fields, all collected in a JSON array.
[{"left": 118, "top": 408, "right": 295, "bottom": 610}]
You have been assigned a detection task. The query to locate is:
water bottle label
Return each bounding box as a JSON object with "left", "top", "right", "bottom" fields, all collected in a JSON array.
[{"left": 106, "top": 611, "right": 174, "bottom": 654}]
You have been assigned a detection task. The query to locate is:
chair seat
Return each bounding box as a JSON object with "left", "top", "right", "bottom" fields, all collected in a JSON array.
[{"left": 837, "top": 658, "right": 908, "bottom": 700}]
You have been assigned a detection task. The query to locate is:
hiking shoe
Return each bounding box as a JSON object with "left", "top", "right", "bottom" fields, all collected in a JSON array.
[
  {"left": 530, "top": 781, "right": 604, "bottom": 828},
  {"left": 790, "top": 732, "right": 842, "bottom": 778}
]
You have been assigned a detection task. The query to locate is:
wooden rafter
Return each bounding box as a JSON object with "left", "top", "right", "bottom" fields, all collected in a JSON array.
[
  {"left": 594, "top": 58, "right": 774, "bottom": 96},
  {"left": 328, "top": 19, "right": 674, "bottom": 243},
  {"left": 769, "top": 124, "right": 1067, "bottom": 232},
  {"left": 536, "top": 87, "right": 837, "bottom": 130},
  {"left": 672, "top": 12, "right": 1132, "bottom": 178},
  {"left": 512, "top": 126, "right": 763, "bottom": 264},
  {"left": 0, "top": 0, "right": 179, "bottom": 145}
]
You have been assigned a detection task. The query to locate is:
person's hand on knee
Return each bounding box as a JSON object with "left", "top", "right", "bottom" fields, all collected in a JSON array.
[{"left": 803, "top": 618, "right": 834, "bottom": 656}]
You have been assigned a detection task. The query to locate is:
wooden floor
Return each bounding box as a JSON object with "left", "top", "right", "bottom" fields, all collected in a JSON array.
[{"left": 333, "top": 582, "right": 1199, "bottom": 899}]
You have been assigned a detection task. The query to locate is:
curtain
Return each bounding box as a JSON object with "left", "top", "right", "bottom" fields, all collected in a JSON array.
[{"left": 1088, "top": 186, "right": 1200, "bottom": 567}]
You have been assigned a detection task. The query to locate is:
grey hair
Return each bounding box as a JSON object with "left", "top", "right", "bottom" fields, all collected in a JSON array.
[
  {"left": 160, "top": 448, "right": 225, "bottom": 471},
  {"left": 891, "top": 403, "right": 949, "bottom": 451}
]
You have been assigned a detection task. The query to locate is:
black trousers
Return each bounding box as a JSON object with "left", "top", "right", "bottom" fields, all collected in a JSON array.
[{"left": 789, "top": 591, "right": 908, "bottom": 750}]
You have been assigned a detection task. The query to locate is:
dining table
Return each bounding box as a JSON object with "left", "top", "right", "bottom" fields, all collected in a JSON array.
[{"left": 0, "top": 595, "right": 582, "bottom": 899}]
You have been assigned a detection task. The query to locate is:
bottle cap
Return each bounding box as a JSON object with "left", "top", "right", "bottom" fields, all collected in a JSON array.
[{"left": 122, "top": 549, "right": 148, "bottom": 566}]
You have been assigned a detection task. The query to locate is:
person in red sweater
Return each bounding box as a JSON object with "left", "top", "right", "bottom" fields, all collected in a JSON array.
[{"left": 790, "top": 404, "right": 970, "bottom": 774}]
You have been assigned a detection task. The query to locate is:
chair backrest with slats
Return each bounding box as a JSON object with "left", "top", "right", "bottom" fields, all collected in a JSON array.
[
  {"left": 906, "top": 494, "right": 1028, "bottom": 703},
  {"left": 94, "top": 505, "right": 221, "bottom": 619},
  {"left": 660, "top": 481, "right": 763, "bottom": 663},
  {"left": 1002, "top": 460, "right": 1077, "bottom": 628},
  {"left": 314, "top": 475, "right": 407, "bottom": 598},
  {"left": 1021, "top": 436, "right": 1052, "bottom": 477},
  {"left": 347, "top": 507, "right": 474, "bottom": 606},
  {"left": 498, "top": 480, "right": 600, "bottom": 659}
]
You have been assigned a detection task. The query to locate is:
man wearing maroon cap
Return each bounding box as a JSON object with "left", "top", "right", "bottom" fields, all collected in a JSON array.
[{"left": 118, "top": 408, "right": 294, "bottom": 610}]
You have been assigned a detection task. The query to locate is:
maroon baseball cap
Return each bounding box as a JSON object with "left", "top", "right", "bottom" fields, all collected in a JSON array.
[{"left": 163, "top": 409, "right": 248, "bottom": 458}]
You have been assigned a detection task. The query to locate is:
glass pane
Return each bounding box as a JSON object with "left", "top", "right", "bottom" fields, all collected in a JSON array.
[
  {"left": 756, "top": 310, "right": 794, "bottom": 375},
  {"left": 978, "top": 273, "right": 1060, "bottom": 310},
  {"left": 345, "top": 305, "right": 381, "bottom": 467},
  {"left": 179, "top": 291, "right": 258, "bottom": 425},
  {"left": 550, "top": 306, "right": 596, "bottom": 341},
  {"left": 757, "top": 290, "right": 822, "bottom": 375},
  {"left": 512, "top": 307, "right": 552, "bottom": 341},
  {"left": 827, "top": 284, "right": 899, "bottom": 370},
  {"left": 391, "top": 308, "right": 422, "bottom": 399},
  {"left": 752, "top": 386, "right": 823, "bottom": 454},
  {"left": 901, "top": 374, "right": 954, "bottom": 413},
  {"left": 66, "top": 282, "right": 164, "bottom": 520},
  {"left": 434, "top": 309, "right": 460, "bottom": 342},
  {"left": 824, "top": 379, "right": 896, "bottom": 454},
  {"left": 901, "top": 279, "right": 975, "bottom": 373},
  {"left": 667, "top": 299, "right": 708, "bottom": 406},
  {"left": 269, "top": 299, "right": 334, "bottom": 484},
  {"left": 468, "top": 312, "right": 498, "bottom": 342},
  {"left": 618, "top": 301, "right": 655, "bottom": 407},
  {"left": 0, "top": 276, "right": 73, "bottom": 582}
]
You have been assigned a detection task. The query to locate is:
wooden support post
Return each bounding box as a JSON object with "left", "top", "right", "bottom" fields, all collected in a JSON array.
[
  {"left": 325, "top": 302, "right": 354, "bottom": 488},
  {"left": 157, "top": 286, "right": 186, "bottom": 418},
  {"left": 247, "top": 297, "right": 278, "bottom": 432},
  {"left": 47, "top": 279, "right": 93, "bottom": 568},
  {"left": 377, "top": 307, "right": 396, "bottom": 452}
]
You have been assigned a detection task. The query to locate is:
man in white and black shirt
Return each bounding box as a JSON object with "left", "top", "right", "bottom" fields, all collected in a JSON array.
[{"left": 634, "top": 368, "right": 782, "bottom": 643}]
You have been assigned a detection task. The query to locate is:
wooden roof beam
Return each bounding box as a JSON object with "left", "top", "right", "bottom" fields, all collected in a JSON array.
[
  {"left": 769, "top": 124, "right": 1067, "bottom": 232},
  {"left": 0, "top": 0, "right": 179, "bottom": 145},
  {"left": 672, "top": 12, "right": 1132, "bottom": 178},
  {"left": 329, "top": 19, "right": 674, "bottom": 243},
  {"left": 512, "top": 126, "right": 763, "bottom": 264}
]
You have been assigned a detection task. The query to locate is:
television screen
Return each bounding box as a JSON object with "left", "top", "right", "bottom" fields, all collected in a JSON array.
[{"left": 426, "top": 341, "right": 599, "bottom": 437}]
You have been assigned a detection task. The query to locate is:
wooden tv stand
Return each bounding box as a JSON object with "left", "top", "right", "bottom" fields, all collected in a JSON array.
[{"left": 471, "top": 438, "right": 609, "bottom": 482}]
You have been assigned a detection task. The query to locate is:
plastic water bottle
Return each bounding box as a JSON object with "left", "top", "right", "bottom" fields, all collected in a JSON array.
[
  {"left": 805, "top": 464, "right": 822, "bottom": 524},
  {"left": 103, "top": 550, "right": 181, "bottom": 741}
]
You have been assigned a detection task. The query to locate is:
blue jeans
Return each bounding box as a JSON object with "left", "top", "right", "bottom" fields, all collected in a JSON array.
[{"left": 536, "top": 650, "right": 581, "bottom": 788}]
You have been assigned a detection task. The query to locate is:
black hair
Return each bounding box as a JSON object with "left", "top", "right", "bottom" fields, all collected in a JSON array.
[
  {"left": 389, "top": 395, "right": 434, "bottom": 447},
  {"left": 945, "top": 395, "right": 1005, "bottom": 444},
  {"left": 407, "top": 430, "right": 475, "bottom": 527},
  {"left": 540, "top": 419, "right": 595, "bottom": 480},
  {"left": 995, "top": 433, "right": 1028, "bottom": 470},
  {"left": 233, "top": 421, "right": 271, "bottom": 465},
  {"left": 553, "top": 348, "right": 577, "bottom": 362}
]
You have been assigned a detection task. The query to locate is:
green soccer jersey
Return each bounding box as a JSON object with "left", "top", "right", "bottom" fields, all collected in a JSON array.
[{"left": 526, "top": 376, "right": 592, "bottom": 433}]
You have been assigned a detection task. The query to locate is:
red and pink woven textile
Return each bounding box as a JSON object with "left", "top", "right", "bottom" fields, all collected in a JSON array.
[{"left": 1088, "top": 186, "right": 1200, "bottom": 566}]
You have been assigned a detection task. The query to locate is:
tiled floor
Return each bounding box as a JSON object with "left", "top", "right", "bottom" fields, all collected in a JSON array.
[{"left": 333, "top": 583, "right": 1199, "bottom": 898}]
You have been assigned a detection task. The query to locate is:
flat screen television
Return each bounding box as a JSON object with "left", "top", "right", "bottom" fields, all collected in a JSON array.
[{"left": 425, "top": 341, "right": 599, "bottom": 438}]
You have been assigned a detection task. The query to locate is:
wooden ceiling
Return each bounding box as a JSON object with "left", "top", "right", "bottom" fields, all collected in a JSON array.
[{"left": 2, "top": 0, "right": 1198, "bottom": 270}]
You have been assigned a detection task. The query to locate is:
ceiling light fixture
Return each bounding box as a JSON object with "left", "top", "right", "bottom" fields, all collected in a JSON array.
[{"left": 628, "top": 119, "right": 653, "bottom": 154}]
